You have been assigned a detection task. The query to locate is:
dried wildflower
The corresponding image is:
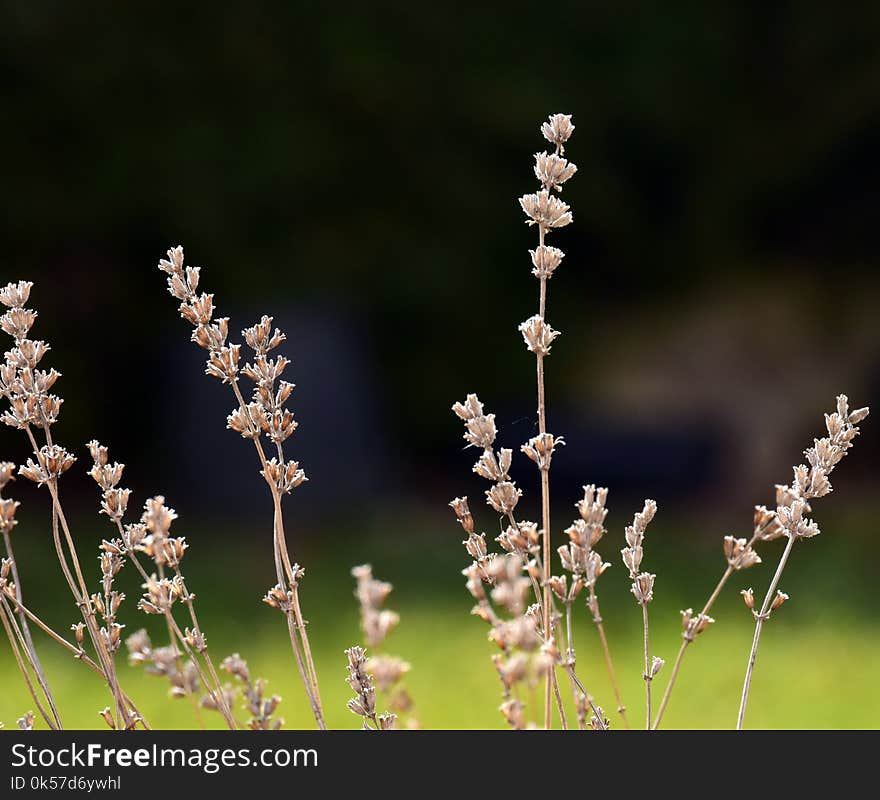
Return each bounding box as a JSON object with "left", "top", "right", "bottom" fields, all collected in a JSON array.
[
  {"left": 345, "top": 646, "right": 377, "bottom": 723},
  {"left": 0, "top": 281, "right": 34, "bottom": 310},
  {"left": 263, "top": 583, "right": 293, "bottom": 613},
  {"left": 448, "top": 497, "right": 475, "bottom": 534},
  {"left": 19, "top": 445, "right": 76, "bottom": 485},
  {"left": 499, "top": 698, "right": 527, "bottom": 730},
  {"left": 521, "top": 432, "right": 564, "bottom": 470},
  {"left": 242, "top": 316, "right": 286, "bottom": 356},
  {"left": 741, "top": 588, "right": 755, "bottom": 611},
  {"left": 723, "top": 536, "right": 762, "bottom": 570},
  {"left": 17, "top": 711, "right": 35, "bottom": 731},
  {"left": 485, "top": 481, "right": 522, "bottom": 515},
  {"left": 519, "top": 189, "right": 572, "bottom": 229},
  {"left": 534, "top": 152, "right": 577, "bottom": 191},
  {"left": 260, "top": 457, "right": 307, "bottom": 494},
  {"left": 680, "top": 608, "right": 715, "bottom": 642},
  {"left": 0, "top": 497, "right": 20, "bottom": 536},
  {"left": 541, "top": 113, "right": 575, "bottom": 150},
  {"left": 529, "top": 245, "right": 564, "bottom": 280},
  {"left": 518, "top": 314, "right": 561, "bottom": 356},
  {"left": 770, "top": 590, "right": 789, "bottom": 611}
]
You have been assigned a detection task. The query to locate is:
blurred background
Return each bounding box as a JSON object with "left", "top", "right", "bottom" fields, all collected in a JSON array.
[{"left": 0, "top": 2, "right": 878, "bottom": 729}]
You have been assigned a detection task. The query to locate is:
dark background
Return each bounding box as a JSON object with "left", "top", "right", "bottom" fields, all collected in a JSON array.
[{"left": 1, "top": 0, "right": 877, "bottom": 535}]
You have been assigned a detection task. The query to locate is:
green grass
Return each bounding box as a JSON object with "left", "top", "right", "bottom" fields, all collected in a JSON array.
[{"left": 2, "top": 511, "right": 878, "bottom": 729}]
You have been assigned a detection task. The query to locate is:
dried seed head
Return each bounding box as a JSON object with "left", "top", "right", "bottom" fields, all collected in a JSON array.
[
  {"left": 242, "top": 316, "right": 286, "bottom": 356},
  {"left": 0, "top": 462, "right": 15, "bottom": 490},
  {"left": 192, "top": 319, "right": 229, "bottom": 352},
  {"left": 529, "top": 245, "right": 565, "bottom": 280},
  {"left": 19, "top": 445, "right": 76, "bottom": 485},
  {"left": 0, "top": 281, "right": 34, "bottom": 309},
  {"left": 650, "top": 656, "right": 665, "bottom": 678},
  {"left": 262, "top": 583, "right": 294, "bottom": 613},
  {"left": 71, "top": 622, "right": 86, "bottom": 647},
  {"left": 227, "top": 403, "right": 266, "bottom": 439},
  {"left": 547, "top": 574, "right": 568, "bottom": 601},
  {"left": 741, "top": 588, "right": 755, "bottom": 610},
  {"left": 521, "top": 432, "right": 564, "bottom": 470},
  {"left": 0, "top": 498, "right": 20, "bottom": 535},
  {"left": 448, "top": 496, "right": 474, "bottom": 534},
  {"left": 485, "top": 481, "right": 522, "bottom": 515},
  {"left": 463, "top": 414, "right": 497, "bottom": 450},
  {"left": 519, "top": 189, "right": 572, "bottom": 229},
  {"left": 180, "top": 293, "right": 214, "bottom": 326},
  {"left": 100, "top": 488, "right": 131, "bottom": 521},
  {"left": 754, "top": 505, "right": 784, "bottom": 541},
  {"left": 16, "top": 711, "right": 35, "bottom": 730},
  {"left": 518, "top": 314, "right": 561, "bottom": 356},
  {"left": 776, "top": 498, "right": 821, "bottom": 539},
  {"left": 452, "top": 393, "right": 484, "bottom": 422},
  {"left": 142, "top": 496, "right": 177, "bottom": 538},
  {"left": 472, "top": 448, "right": 512, "bottom": 482},
  {"left": 680, "top": 608, "right": 714, "bottom": 641},
  {"left": 368, "top": 654, "right": 411, "bottom": 693},
  {"left": 0, "top": 308, "right": 37, "bottom": 341},
  {"left": 771, "top": 590, "right": 789, "bottom": 611},
  {"left": 723, "top": 535, "right": 762, "bottom": 570},
  {"left": 260, "top": 457, "right": 307, "bottom": 494},
  {"left": 534, "top": 151, "right": 577, "bottom": 191},
  {"left": 499, "top": 698, "right": 527, "bottom": 730},
  {"left": 205, "top": 345, "right": 241, "bottom": 384},
  {"left": 540, "top": 113, "right": 575, "bottom": 151},
  {"left": 630, "top": 572, "right": 655, "bottom": 605}
]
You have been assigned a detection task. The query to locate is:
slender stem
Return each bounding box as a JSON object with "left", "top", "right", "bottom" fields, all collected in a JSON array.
[
  {"left": 652, "top": 564, "right": 735, "bottom": 729},
  {"left": 2, "top": 590, "right": 150, "bottom": 729},
  {"left": 588, "top": 587, "right": 629, "bottom": 729},
  {"left": 23, "top": 424, "right": 130, "bottom": 726},
  {"left": 737, "top": 535, "right": 796, "bottom": 730},
  {"left": 642, "top": 602, "right": 651, "bottom": 730},
  {"left": 126, "top": 549, "right": 235, "bottom": 728},
  {"left": 230, "top": 379, "right": 326, "bottom": 729},
  {"left": 0, "top": 595, "right": 55, "bottom": 728},
  {"left": 3, "top": 530, "right": 62, "bottom": 728}
]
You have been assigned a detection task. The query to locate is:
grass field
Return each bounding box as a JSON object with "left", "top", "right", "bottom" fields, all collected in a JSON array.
[{"left": 1, "top": 512, "right": 878, "bottom": 729}]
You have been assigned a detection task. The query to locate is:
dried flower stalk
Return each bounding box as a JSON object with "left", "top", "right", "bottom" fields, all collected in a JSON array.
[
  {"left": 520, "top": 112, "right": 576, "bottom": 729},
  {"left": 621, "top": 499, "right": 658, "bottom": 729},
  {"left": 351, "top": 564, "right": 417, "bottom": 728},
  {"left": 736, "top": 395, "right": 868, "bottom": 729},
  {"left": 1, "top": 281, "right": 143, "bottom": 729},
  {"left": 157, "top": 247, "right": 324, "bottom": 729}
]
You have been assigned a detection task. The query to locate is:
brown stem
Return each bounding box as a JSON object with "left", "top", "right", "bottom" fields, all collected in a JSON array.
[
  {"left": 737, "top": 535, "right": 796, "bottom": 730},
  {"left": 642, "top": 601, "right": 651, "bottom": 730},
  {"left": 3, "top": 530, "right": 62, "bottom": 728},
  {"left": 588, "top": 587, "right": 629, "bottom": 729},
  {"left": 0, "top": 594, "right": 56, "bottom": 728}
]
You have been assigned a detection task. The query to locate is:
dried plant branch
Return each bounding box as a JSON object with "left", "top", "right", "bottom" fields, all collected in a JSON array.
[
  {"left": 0, "top": 464, "right": 61, "bottom": 728},
  {"left": 621, "top": 499, "right": 659, "bottom": 729},
  {"left": 351, "top": 565, "right": 417, "bottom": 728},
  {"left": 157, "top": 249, "right": 325, "bottom": 729},
  {"left": 519, "top": 113, "right": 576, "bottom": 728},
  {"left": 1, "top": 282, "right": 140, "bottom": 728},
  {"left": 736, "top": 395, "right": 868, "bottom": 729}
]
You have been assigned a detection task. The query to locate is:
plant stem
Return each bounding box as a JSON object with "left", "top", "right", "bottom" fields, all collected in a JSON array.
[
  {"left": 587, "top": 587, "right": 628, "bottom": 729},
  {"left": 642, "top": 601, "right": 651, "bottom": 730},
  {"left": 534, "top": 219, "right": 552, "bottom": 730},
  {"left": 652, "top": 564, "right": 735, "bottom": 729},
  {"left": 230, "top": 379, "right": 326, "bottom": 730},
  {"left": 0, "top": 594, "right": 56, "bottom": 728},
  {"left": 737, "top": 535, "right": 796, "bottom": 730},
  {"left": 3, "top": 530, "right": 62, "bottom": 728}
]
